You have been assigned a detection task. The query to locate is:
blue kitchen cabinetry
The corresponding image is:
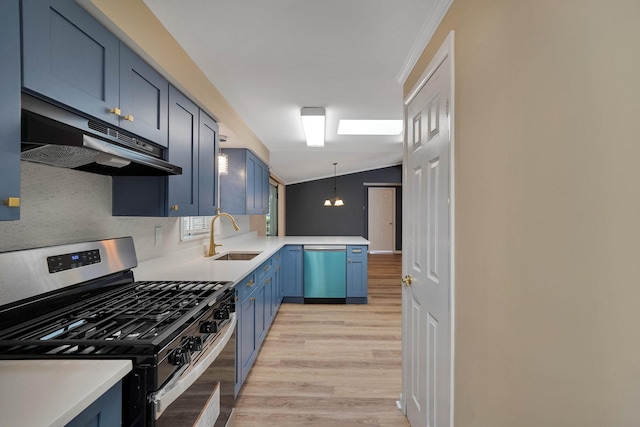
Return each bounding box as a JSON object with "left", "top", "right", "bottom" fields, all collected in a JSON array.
[
  {"left": 65, "top": 382, "right": 122, "bottom": 427},
  {"left": 0, "top": 0, "right": 21, "bottom": 221},
  {"left": 237, "top": 272, "right": 258, "bottom": 392},
  {"left": 282, "top": 245, "right": 304, "bottom": 303},
  {"left": 255, "top": 259, "right": 272, "bottom": 346},
  {"left": 346, "top": 245, "right": 368, "bottom": 303},
  {"left": 272, "top": 250, "right": 283, "bottom": 314},
  {"left": 236, "top": 252, "right": 283, "bottom": 394},
  {"left": 112, "top": 86, "right": 219, "bottom": 217},
  {"left": 21, "top": 0, "right": 169, "bottom": 147},
  {"left": 220, "top": 149, "right": 269, "bottom": 215}
]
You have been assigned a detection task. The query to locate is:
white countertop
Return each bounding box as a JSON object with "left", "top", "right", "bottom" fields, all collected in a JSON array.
[
  {"left": 134, "top": 234, "right": 369, "bottom": 283},
  {"left": 0, "top": 359, "right": 132, "bottom": 427}
]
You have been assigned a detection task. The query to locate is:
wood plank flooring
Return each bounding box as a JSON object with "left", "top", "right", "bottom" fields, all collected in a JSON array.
[{"left": 234, "top": 253, "right": 408, "bottom": 427}]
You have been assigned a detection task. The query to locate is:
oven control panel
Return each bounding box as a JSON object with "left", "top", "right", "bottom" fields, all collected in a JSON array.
[{"left": 47, "top": 249, "right": 101, "bottom": 273}]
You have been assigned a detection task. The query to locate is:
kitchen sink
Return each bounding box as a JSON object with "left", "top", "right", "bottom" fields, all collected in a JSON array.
[{"left": 212, "top": 252, "right": 262, "bottom": 261}]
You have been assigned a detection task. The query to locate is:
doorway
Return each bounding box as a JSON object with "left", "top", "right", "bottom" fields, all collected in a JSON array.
[{"left": 367, "top": 187, "right": 396, "bottom": 253}]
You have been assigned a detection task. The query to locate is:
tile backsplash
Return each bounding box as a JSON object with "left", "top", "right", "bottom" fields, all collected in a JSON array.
[{"left": 0, "top": 162, "right": 251, "bottom": 262}]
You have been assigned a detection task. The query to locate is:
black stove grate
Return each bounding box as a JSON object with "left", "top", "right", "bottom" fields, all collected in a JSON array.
[{"left": 0, "top": 280, "right": 230, "bottom": 356}]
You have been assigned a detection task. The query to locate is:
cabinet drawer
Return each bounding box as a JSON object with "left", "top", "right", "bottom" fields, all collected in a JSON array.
[
  {"left": 256, "top": 259, "right": 272, "bottom": 283},
  {"left": 236, "top": 273, "right": 257, "bottom": 302},
  {"left": 347, "top": 246, "right": 367, "bottom": 258}
]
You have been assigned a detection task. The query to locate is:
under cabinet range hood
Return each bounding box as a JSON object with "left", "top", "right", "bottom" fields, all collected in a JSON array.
[{"left": 20, "top": 94, "right": 182, "bottom": 176}]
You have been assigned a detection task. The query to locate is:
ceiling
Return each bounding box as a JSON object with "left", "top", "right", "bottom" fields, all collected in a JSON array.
[{"left": 143, "top": 0, "right": 443, "bottom": 184}]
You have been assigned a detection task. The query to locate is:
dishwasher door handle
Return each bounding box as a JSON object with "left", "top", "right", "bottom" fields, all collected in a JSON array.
[{"left": 304, "top": 245, "right": 347, "bottom": 251}]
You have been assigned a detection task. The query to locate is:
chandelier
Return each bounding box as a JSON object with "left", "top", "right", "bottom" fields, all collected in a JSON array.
[{"left": 324, "top": 163, "right": 344, "bottom": 207}]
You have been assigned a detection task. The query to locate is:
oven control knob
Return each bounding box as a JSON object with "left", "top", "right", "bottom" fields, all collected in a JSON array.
[
  {"left": 168, "top": 347, "right": 190, "bottom": 366},
  {"left": 187, "top": 336, "right": 202, "bottom": 352},
  {"left": 200, "top": 321, "right": 217, "bottom": 334},
  {"left": 213, "top": 308, "right": 229, "bottom": 320}
]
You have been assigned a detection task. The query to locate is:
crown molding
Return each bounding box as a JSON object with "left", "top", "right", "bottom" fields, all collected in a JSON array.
[{"left": 396, "top": 0, "right": 454, "bottom": 85}]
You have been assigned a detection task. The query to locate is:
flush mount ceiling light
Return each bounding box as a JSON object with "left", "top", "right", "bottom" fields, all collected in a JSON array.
[
  {"left": 324, "top": 162, "right": 344, "bottom": 207},
  {"left": 301, "top": 107, "right": 325, "bottom": 147},
  {"left": 337, "top": 119, "right": 403, "bottom": 135}
]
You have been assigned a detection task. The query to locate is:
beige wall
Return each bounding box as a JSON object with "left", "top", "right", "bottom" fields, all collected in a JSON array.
[
  {"left": 80, "top": 0, "right": 269, "bottom": 164},
  {"left": 405, "top": 1, "right": 640, "bottom": 426}
]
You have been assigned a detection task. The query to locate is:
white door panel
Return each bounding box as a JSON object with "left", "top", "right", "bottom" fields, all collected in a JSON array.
[{"left": 403, "top": 52, "right": 452, "bottom": 427}]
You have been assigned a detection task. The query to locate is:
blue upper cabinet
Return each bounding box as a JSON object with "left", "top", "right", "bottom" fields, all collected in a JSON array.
[
  {"left": 21, "top": 0, "right": 120, "bottom": 124},
  {"left": 112, "top": 86, "right": 218, "bottom": 217},
  {"left": 118, "top": 46, "right": 169, "bottom": 147},
  {"left": 198, "top": 111, "right": 219, "bottom": 216},
  {"left": 166, "top": 86, "right": 199, "bottom": 217},
  {"left": 21, "top": 0, "right": 169, "bottom": 147},
  {"left": 220, "top": 148, "right": 269, "bottom": 215},
  {"left": 0, "top": 0, "right": 21, "bottom": 221}
]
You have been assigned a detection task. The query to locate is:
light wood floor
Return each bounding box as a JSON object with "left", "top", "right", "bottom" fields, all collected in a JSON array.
[{"left": 234, "top": 253, "right": 408, "bottom": 427}]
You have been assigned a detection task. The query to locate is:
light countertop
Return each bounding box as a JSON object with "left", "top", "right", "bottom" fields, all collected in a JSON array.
[
  {"left": 0, "top": 359, "right": 132, "bottom": 427},
  {"left": 133, "top": 234, "right": 369, "bottom": 283}
]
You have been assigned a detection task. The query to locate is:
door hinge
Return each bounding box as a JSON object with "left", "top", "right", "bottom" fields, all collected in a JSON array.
[{"left": 446, "top": 99, "right": 449, "bottom": 117}]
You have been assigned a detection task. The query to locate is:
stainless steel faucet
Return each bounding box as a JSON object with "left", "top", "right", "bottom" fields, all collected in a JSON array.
[{"left": 206, "top": 209, "right": 240, "bottom": 257}]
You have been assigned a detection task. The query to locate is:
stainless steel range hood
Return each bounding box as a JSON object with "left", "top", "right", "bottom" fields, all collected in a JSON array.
[{"left": 21, "top": 93, "right": 182, "bottom": 176}]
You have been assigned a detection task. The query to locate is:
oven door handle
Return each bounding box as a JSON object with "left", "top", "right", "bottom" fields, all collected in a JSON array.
[{"left": 151, "top": 313, "right": 236, "bottom": 419}]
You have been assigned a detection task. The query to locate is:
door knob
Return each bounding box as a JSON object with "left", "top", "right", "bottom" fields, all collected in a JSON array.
[{"left": 402, "top": 275, "right": 413, "bottom": 286}]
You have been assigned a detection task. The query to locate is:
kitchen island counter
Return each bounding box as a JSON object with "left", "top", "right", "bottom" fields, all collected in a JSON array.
[
  {"left": 133, "top": 234, "right": 369, "bottom": 283},
  {"left": 0, "top": 359, "right": 132, "bottom": 427}
]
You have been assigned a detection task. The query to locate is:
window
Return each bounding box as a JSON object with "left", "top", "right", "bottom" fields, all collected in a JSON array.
[
  {"left": 266, "top": 182, "right": 278, "bottom": 236},
  {"left": 181, "top": 216, "right": 214, "bottom": 239}
]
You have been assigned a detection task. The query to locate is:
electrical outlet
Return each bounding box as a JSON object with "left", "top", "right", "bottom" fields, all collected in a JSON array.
[{"left": 154, "top": 226, "right": 163, "bottom": 246}]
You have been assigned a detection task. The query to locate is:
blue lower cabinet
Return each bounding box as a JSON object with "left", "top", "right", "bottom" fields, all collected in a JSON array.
[
  {"left": 0, "top": 0, "right": 21, "bottom": 221},
  {"left": 65, "top": 382, "right": 122, "bottom": 427},
  {"left": 238, "top": 288, "right": 257, "bottom": 389},
  {"left": 236, "top": 252, "right": 284, "bottom": 394},
  {"left": 282, "top": 245, "right": 303, "bottom": 303},
  {"left": 346, "top": 246, "right": 368, "bottom": 303}
]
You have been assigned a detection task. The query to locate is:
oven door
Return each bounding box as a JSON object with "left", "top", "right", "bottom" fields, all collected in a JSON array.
[{"left": 151, "top": 313, "right": 236, "bottom": 423}]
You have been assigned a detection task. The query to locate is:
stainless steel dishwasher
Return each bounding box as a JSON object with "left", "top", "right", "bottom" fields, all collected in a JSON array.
[{"left": 303, "top": 245, "right": 347, "bottom": 303}]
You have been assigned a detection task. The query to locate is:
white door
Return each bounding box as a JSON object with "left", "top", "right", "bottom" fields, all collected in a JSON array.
[
  {"left": 368, "top": 187, "right": 395, "bottom": 252},
  {"left": 402, "top": 48, "right": 453, "bottom": 427}
]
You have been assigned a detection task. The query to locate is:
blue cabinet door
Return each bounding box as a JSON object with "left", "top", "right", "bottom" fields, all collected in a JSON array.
[
  {"left": 245, "top": 151, "right": 259, "bottom": 214},
  {"left": 254, "top": 281, "right": 267, "bottom": 346},
  {"left": 119, "top": 45, "right": 169, "bottom": 147},
  {"left": 238, "top": 293, "right": 256, "bottom": 387},
  {"left": 0, "top": 0, "right": 21, "bottom": 221},
  {"left": 248, "top": 153, "right": 269, "bottom": 215},
  {"left": 273, "top": 251, "right": 283, "bottom": 306},
  {"left": 198, "top": 111, "right": 219, "bottom": 216},
  {"left": 262, "top": 275, "right": 274, "bottom": 329},
  {"left": 346, "top": 246, "right": 368, "bottom": 303},
  {"left": 167, "top": 86, "right": 198, "bottom": 217},
  {"left": 65, "top": 382, "right": 122, "bottom": 427},
  {"left": 260, "top": 161, "right": 270, "bottom": 214},
  {"left": 282, "top": 245, "right": 303, "bottom": 301},
  {"left": 22, "top": 0, "right": 120, "bottom": 124},
  {"left": 220, "top": 148, "right": 269, "bottom": 215}
]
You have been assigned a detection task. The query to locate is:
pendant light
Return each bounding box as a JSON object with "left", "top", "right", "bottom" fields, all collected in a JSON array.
[{"left": 324, "top": 163, "right": 344, "bottom": 207}]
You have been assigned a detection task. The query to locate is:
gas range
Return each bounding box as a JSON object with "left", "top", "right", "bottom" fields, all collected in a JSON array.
[{"left": 0, "top": 237, "right": 236, "bottom": 426}]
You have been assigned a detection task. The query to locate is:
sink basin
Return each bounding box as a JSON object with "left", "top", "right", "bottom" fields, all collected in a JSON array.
[{"left": 212, "top": 252, "right": 262, "bottom": 261}]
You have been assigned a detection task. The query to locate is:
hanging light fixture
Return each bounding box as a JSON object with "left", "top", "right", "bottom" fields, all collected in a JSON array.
[{"left": 324, "top": 163, "right": 344, "bottom": 207}]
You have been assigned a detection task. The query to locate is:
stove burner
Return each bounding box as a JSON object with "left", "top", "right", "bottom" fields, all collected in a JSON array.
[{"left": 0, "top": 280, "right": 232, "bottom": 356}]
